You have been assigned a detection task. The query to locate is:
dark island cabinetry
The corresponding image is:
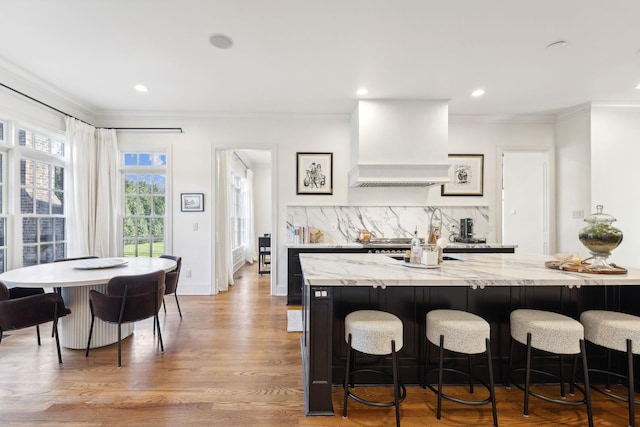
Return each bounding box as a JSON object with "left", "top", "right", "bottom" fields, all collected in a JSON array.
[
  {"left": 287, "top": 247, "right": 364, "bottom": 305},
  {"left": 287, "top": 245, "right": 515, "bottom": 305}
]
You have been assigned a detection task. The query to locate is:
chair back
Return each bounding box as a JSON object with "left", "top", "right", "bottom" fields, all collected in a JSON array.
[
  {"left": 259, "top": 237, "right": 270, "bottom": 251},
  {"left": 90, "top": 270, "right": 165, "bottom": 324},
  {"left": 0, "top": 281, "right": 9, "bottom": 301},
  {"left": 0, "top": 280, "right": 68, "bottom": 331},
  {"left": 159, "top": 255, "right": 182, "bottom": 295}
]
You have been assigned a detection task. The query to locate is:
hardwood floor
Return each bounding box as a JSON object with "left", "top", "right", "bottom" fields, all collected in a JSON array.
[{"left": 0, "top": 262, "right": 634, "bottom": 426}]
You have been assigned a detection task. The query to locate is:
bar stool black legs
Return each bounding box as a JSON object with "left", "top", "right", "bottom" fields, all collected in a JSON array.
[
  {"left": 509, "top": 309, "right": 593, "bottom": 427},
  {"left": 424, "top": 309, "right": 498, "bottom": 426},
  {"left": 342, "top": 310, "right": 406, "bottom": 427}
]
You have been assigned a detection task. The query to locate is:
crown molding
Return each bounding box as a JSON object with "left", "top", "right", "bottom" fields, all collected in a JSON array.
[{"left": 0, "top": 57, "right": 97, "bottom": 123}]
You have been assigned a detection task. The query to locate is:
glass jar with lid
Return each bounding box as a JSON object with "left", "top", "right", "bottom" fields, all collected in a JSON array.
[{"left": 578, "top": 205, "right": 623, "bottom": 269}]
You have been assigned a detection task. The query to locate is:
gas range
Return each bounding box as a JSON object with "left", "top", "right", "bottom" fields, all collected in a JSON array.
[
  {"left": 360, "top": 238, "right": 417, "bottom": 257},
  {"left": 361, "top": 238, "right": 414, "bottom": 248}
]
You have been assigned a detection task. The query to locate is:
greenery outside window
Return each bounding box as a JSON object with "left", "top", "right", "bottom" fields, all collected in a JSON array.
[{"left": 122, "top": 152, "right": 166, "bottom": 257}]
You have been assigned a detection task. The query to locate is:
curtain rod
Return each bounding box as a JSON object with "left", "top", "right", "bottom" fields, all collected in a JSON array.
[
  {"left": 0, "top": 82, "right": 183, "bottom": 133},
  {"left": 233, "top": 152, "right": 249, "bottom": 170}
]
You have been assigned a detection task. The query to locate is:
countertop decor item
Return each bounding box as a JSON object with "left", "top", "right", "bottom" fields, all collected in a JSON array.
[
  {"left": 544, "top": 260, "right": 627, "bottom": 274},
  {"left": 578, "top": 205, "right": 623, "bottom": 270}
]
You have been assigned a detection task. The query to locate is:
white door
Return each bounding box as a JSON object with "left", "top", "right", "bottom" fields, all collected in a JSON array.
[{"left": 502, "top": 151, "right": 550, "bottom": 254}]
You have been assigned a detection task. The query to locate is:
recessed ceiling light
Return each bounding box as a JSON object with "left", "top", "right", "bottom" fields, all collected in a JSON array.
[
  {"left": 134, "top": 84, "right": 148, "bottom": 93},
  {"left": 547, "top": 40, "right": 568, "bottom": 49},
  {"left": 471, "top": 89, "right": 485, "bottom": 97},
  {"left": 636, "top": 82, "right": 640, "bottom": 90},
  {"left": 356, "top": 88, "right": 368, "bottom": 96},
  {"left": 209, "top": 33, "right": 234, "bottom": 49}
]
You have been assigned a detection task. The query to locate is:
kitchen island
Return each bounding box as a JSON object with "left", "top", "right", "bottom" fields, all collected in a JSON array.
[
  {"left": 299, "top": 252, "right": 640, "bottom": 415},
  {"left": 287, "top": 242, "right": 516, "bottom": 304}
]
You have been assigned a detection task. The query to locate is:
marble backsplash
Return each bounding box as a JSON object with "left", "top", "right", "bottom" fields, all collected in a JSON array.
[{"left": 286, "top": 205, "right": 491, "bottom": 244}]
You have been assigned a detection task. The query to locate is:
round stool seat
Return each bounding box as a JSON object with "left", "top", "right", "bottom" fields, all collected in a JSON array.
[
  {"left": 427, "top": 309, "right": 490, "bottom": 354},
  {"left": 511, "top": 309, "right": 583, "bottom": 355},
  {"left": 345, "top": 310, "right": 403, "bottom": 355},
  {"left": 581, "top": 310, "right": 640, "bottom": 354}
]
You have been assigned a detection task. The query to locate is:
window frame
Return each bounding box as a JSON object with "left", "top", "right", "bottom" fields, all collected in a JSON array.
[
  {"left": 119, "top": 143, "right": 172, "bottom": 258},
  {"left": 16, "top": 123, "right": 67, "bottom": 266},
  {"left": 0, "top": 118, "right": 67, "bottom": 270}
]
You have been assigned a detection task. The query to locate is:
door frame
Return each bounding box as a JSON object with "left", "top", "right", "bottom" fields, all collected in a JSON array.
[
  {"left": 496, "top": 145, "right": 556, "bottom": 254},
  {"left": 212, "top": 147, "right": 277, "bottom": 296}
]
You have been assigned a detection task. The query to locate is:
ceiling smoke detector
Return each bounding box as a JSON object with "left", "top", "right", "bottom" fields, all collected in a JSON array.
[{"left": 209, "top": 33, "right": 234, "bottom": 49}]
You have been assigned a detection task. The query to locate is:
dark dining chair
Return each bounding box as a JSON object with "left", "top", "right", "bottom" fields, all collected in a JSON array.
[
  {"left": 0, "top": 280, "right": 71, "bottom": 363},
  {"left": 159, "top": 255, "right": 182, "bottom": 318},
  {"left": 85, "top": 270, "right": 166, "bottom": 367}
]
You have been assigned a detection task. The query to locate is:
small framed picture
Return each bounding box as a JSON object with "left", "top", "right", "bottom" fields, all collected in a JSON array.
[
  {"left": 441, "top": 154, "right": 484, "bottom": 196},
  {"left": 296, "top": 152, "right": 333, "bottom": 195},
  {"left": 181, "top": 193, "right": 204, "bottom": 212}
]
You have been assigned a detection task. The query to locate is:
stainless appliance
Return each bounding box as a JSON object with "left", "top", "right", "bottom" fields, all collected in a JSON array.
[
  {"left": 453, "top": 219, "right": 487, "bottom": 244},
  {"left": 362, "top": 238, "right": 415, "bottom": 258},
  {"left": 460, "top": 218, "right": 473, "bottom": 239}
]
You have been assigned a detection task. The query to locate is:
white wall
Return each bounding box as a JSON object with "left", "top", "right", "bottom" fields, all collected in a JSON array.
[
  {"left": 112, "top": 114, "right": 351, "bottom": 296},
  {"left": 555, "top": 106, "right": 592, "bottom": 256},
  {"left": 447, "top": 116, "right": 556, "bottom": 241},
  {"left": 590, "top": 106, "right": 640, "bottom": 268},
  {"left": 0, "top": 81, "right": 560, "bottom": 295},
  {"left": 12, "top": 73, "right": 637, "bottom": 295},
  {"left": 253, "top": 161, "right": 272, "bottom": 238}
]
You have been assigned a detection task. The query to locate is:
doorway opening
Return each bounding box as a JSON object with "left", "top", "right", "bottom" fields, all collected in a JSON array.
[{"left": 213, "top": 148, "right": 275, "bottom": 296}]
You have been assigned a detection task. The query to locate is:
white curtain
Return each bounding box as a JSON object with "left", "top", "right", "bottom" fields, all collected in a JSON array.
[
  {"left": 65, "top": 118, "right": 119, "bottom": 258},
  {"left": 215, "top": 150, "right": 234, "bottom": 292},
  {"left": 93, "top": 128, "right": 120, "bottom": 257},
  {"left": 245, "top": 169, "right": 257, "bottom": 263},
  {"left": 66, "top": 117, "right": 96, "bottom": 257}
]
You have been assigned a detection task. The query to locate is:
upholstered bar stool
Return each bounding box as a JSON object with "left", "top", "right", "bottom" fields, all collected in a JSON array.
[
  {"left": 509, "top": 309, "right": 593, "bottom": 427},
  {"left": 580, "top": 310, "right": 640, "bottom": 427},
  {"left": 343, "top": 310, "right": 406, "bottom": 427},
  {"left": 424, "top": 309, "right": 498, "bottom": 426}
]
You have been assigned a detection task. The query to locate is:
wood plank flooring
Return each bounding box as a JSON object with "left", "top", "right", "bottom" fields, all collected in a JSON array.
[{"left": 0, "top": 262, "right": 634, "bottom": 426}]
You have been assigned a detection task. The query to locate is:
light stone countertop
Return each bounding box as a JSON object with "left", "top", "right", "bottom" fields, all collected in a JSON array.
[
  {"left": 286, "top": 242, "right": 517, "bottom": 249},
  {"left": 299, "top": 252, "right": 640, "bottom": 288}
]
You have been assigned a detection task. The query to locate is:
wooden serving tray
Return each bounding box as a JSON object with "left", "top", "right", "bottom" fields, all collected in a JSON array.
[{"left": 545, "top": 260, "right": 627, "bottom": 274}]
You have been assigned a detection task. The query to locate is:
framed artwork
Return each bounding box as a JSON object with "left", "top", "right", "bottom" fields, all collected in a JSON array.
[
  {"left": 441, "top": 154, "right": 484, "bottom": 196},
  {"left": 181, "top": 193, "right": 204, "bottom": 212},
  {"left": 296, "top": 152, "right": 333, "bottom": 195}
]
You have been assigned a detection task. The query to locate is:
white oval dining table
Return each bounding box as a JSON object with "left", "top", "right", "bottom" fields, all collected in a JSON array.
[{"left": 0, "top": 257, "right": 176, "bottom": 349}]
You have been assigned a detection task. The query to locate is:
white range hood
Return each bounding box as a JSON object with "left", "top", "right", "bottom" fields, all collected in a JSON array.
[{"left": 348, "top": 100, "right": 451, "bottom": 188}]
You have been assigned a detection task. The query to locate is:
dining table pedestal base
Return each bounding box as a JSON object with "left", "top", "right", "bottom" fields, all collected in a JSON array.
[{"left": 61, "top": 284, "right": 134, "bottom": 349}]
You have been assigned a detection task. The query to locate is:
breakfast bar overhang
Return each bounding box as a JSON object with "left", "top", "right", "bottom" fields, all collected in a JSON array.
[{"left": 299, "top": 252, "right": 640, "bottom": 416}]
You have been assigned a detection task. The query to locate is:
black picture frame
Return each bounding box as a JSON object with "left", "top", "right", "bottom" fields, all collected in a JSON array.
[
  {"left": 181, "top": 193, "right": 204, "bottom": 212},
  {"left": 296, "top": 152, "right": 333, "bottom": 195}
]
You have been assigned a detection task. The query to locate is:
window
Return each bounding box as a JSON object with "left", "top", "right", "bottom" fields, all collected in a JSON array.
[
  {"left": 122, "top": 152, "right": 166, "bottom": 257},
  {"left": 18, "top": 127, "right": 66, "bottom": 266},
  {"left": 230, "top": 171, "right": 246, "bottom": 250}
]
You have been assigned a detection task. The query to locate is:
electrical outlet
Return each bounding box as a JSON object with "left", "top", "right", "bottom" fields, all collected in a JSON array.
[
  {"left": 185, "top": 269, "right": 192, "bottom": 278},
  {"left": 572, "top": 210, "right": 584, "bottom": 219}
]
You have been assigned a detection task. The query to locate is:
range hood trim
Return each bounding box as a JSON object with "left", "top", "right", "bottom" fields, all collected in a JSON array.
[{"left": 348, "top": 163, "right": 451, "bottom": 188}]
